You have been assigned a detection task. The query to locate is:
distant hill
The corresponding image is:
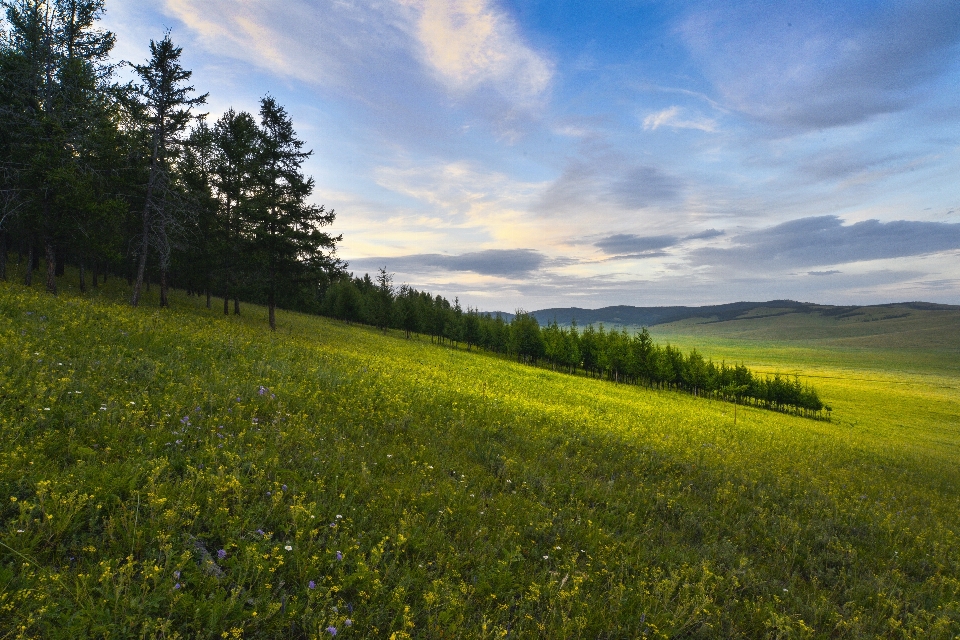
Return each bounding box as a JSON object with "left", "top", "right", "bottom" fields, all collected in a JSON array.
[
  {"left": 498, "top": 300, "right": 960, "bottom": 354},
  {"left": 482, "top": 300, "right": 960, "bottom": 353},
  {"left": 526, "top": 300, "right": 960, "bottom": 329}
]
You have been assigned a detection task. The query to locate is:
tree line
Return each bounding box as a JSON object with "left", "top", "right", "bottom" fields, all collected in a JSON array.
[
  {"left": 315, "top": 271, "right": 829, "bottom": 420},
  {"left": 0, "top": 1, "right": 341, "bottom": 329}
]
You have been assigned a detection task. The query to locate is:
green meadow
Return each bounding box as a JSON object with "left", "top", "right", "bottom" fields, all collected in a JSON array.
[
  {"left": 1, "top": 272, "right": 958, "bottom": 638},
  {"left": 649, "top": 307, "right": 960, "bottom": 466}
]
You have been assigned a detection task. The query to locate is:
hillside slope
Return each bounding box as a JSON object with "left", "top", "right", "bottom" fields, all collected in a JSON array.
[{"left": 1, "top": 281, "right": 958, "bottom": 637}]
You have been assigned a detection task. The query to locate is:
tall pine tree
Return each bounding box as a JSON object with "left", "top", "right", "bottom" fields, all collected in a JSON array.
[
  {"left": 250, "top": 96, "right": 340, "bottom": 330},
  {"left": 129, "top": 32, "right": 205, "bottom": 307},
  {"left": 210, "top": 107, "right": 258, "bottom": 315}
]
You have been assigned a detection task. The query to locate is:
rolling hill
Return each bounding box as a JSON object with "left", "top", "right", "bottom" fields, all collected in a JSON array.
[
  {"left": 531, "top": 300, "right": 958, "bottom": 330},
  {"left": 527, "top": 300, "right": 960, "bottom": 353}
]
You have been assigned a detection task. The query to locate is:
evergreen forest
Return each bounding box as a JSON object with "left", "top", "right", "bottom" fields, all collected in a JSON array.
[{"left": 0, "top": 1, "right": 339, "bottom": 330}]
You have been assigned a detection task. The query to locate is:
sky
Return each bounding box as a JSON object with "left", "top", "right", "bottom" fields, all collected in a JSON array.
[{"left": 102, "top": 0, "right": 960, "bottom": 310}]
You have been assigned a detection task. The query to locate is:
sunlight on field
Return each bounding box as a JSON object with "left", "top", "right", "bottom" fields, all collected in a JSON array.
[
  {"left": 1, "top": 277, "right": 958, "bottom": 637},
  {"left": 649, "top": 329, "right": 960, "bottom": 466}
]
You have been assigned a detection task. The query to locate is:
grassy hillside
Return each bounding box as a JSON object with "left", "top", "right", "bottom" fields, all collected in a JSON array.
[
  {"left": 647, "top": 306, "right": 960, "bottom": 465},
  {"left": 1, "top": 275, "right": 958, "bottom": 638}
]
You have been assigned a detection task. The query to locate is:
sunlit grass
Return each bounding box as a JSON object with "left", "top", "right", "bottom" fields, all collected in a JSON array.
[{"left": 0, "top": 268, "right": 958, "bottom": 638}]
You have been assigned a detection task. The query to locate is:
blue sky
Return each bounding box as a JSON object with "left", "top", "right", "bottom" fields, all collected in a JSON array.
[{"left": 103, "top": 0, "right": 960, "bottom": 310}]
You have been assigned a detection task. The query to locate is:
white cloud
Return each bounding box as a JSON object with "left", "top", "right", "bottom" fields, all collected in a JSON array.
[
  {"left": 642, "top": 106, "right": 716, "bottom": 132},
  {"left": 372, "top": 160, "right": 548, "bottom": 247},
  {"left": 158, "top": 0, "right": 551, "bottom": 110},
  {"left": 160, "top": 0, "right": 400, "bottom": 91},
  {"left": 401, "top": 0, "right": 553, "bottom": 105}
]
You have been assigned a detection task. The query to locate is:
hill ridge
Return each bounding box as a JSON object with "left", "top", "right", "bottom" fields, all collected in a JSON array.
[{"left": 499, "top": 300, "right": 960, "bottom": 327}]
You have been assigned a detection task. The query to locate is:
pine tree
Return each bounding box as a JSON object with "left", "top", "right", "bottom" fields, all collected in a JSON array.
[
  {"left": 249, "top": 96, "right": 340, "bottom": 330},
  {"left": 370, "top": 267, "right": 394, "bottom": 331},
  {"left": 129, "top": 32, "right": 206, "bottom": 307},
  {"left": 177, "top": 117, "right": 219, "bottom": 306},
  {"left": 210, "top": 108, "right": 258, "bottom": 315}
]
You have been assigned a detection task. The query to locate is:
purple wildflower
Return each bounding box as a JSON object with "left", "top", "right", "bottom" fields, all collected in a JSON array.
[
  {"left": 258, "top": 386, "right": 267, "bottom": 396},
  {"left": 308, "top": 580, "right": 316, "bottom": 589},
  {"left": 256, "top": 529, "right": 265, "bottom": 536},
  {"left": 174, "top": 570, "right": 181, "bottom": 579},
  {"left": 345, "top": 619, "right": 352, "bottom": 627},
  {"left": 217, "top": 549, "right": 226, "bottom": 560},
  {"left": 282, "top": 484, "right": 288, "bottom": 491},
  {"left": 180, "top": 416, "right": 189, "bottom": 424},
  {"left": 326, "top": 627, "right": 337, "bottom": 636},
  {"left": 271, "top": 393, "right": 276, "bottom": 399},
  {"left": 336, "top": 551, "right": 343, "bottom": 561},
  {"left": 173, "top": 583, "right": 181, "bottom": 590},
  {"left": 252, "top": 418, "right": 259, "bottom": 424}
]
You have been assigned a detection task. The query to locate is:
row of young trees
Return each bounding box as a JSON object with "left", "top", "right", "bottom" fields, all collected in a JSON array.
[
  {"left": 0, "top": 1, "right": 341, "bottom": 329},
  {"left": 315, "top": 273, "right": 829, "bottom": 420}
]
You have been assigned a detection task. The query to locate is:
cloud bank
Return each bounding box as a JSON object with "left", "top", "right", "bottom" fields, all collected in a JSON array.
[
  {"left": 351, "top": 249, "right": 545, "bottom": 278},
  {"left": 694, "top": 216, "right": 960, "bottom": 270},
  {"left": 595, "top": 230, "right": 725, "bottom": 256}
]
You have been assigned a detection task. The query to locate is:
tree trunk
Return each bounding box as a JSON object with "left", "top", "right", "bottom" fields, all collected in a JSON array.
[
  {"left": 24, "top": 243, "right": 34, "bottom": 286},
  {"left": 132, "top": 229, "right": 148, "bottom": 307},
  {"left": 234, "top": 297, "right": 240, "bottom": 315},
  {"left": 55, "top": 246, "right": 65, "bottom": 276},
  {"left": 223, "top": 284, "right": 229, "bottom": 315},
  {"left": 45, "top": 240, "right": 57, "bottom": 294},
  {"left": 79, "top": 261, "right": 86, "bottom": 293},
  {"left": 132, "top": 142, "right": 160, "bottom": 306},
  {"left": 91, "top": 262, "right": 98, "bottom": 288},
  {"left": 159, "top": 268, "right": 169, "bottom": 307},
  {"left": 205, "top": 288, "right": 211, "bottom": 309},
  {"left": 0, "top": 231, "right": 6, "bottom": 281}
]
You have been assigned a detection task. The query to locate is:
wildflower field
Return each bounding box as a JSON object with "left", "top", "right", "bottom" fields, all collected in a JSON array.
[{"left": 1, "top": 277, "right": 958, "bottom": 638}]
